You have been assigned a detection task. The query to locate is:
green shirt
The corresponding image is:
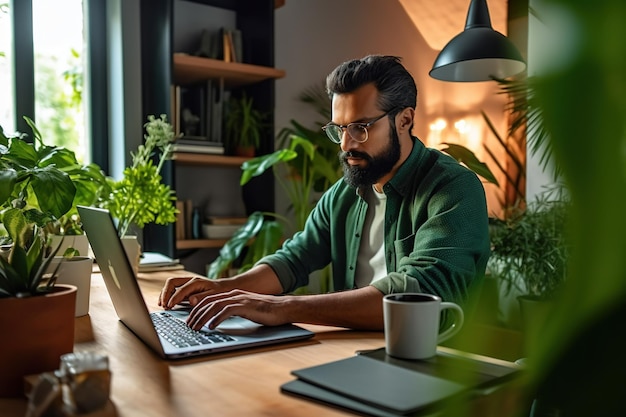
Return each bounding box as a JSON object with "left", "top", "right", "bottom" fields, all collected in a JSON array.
[{"left": 258, "top": 139, "right": 490, "bottom": 306}]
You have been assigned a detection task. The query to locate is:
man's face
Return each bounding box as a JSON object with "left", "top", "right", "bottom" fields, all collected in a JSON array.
[
  {"left": 339, "top": 123, "right": 401, "bottom": 189},
  {"left": 330, "top": 84, "right": 401, "bottom": 188}
]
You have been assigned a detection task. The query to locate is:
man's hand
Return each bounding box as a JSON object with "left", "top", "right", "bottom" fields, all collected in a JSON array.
[
  {"left": 158, "top": 276, "right": 225, "bottom": 309},
  {"left": 185, "top": 290, "right": 292, "bottom": 331}
]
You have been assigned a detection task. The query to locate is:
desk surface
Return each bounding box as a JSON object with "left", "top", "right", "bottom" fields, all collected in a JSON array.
[{"left": 0, "top": 270, "right": 522, "bottom": 417}]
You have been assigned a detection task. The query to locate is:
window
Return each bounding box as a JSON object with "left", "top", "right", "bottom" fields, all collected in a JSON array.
[
  {"left": 0, "top": 0, "right": 88, "bottom": 162},
  {"left": 33, "top": 0, "right": 87, "bottom": 161},
  {"left": 0, "top": 2, "right": 14, "bottom": 132}
]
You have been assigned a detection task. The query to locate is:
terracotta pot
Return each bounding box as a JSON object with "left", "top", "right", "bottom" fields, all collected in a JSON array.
[
  {"left": 0, "top": 284, "right": 77, "bottom": 397},
  {"left": 234, "top": 145, "right": 255, "bottom": 157}
]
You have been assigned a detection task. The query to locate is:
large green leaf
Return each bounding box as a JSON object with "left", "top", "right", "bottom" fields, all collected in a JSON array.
[
  {"left": 5, "top": 138, "right": 39, "bottom": 168},
  {"left": 206, "top": 212, "right": 265, "bottom": 278},
  {"left": 39, "top": 146, "right": 79, "bottom": 169},
  {"left": 0, "top": 168, "right": 17, "bottom": 203},
  {"left": 241, "top": 220, "right": 283, "bottom": 270},
  {"left": 2, "top": 208, "right": 29, "bottom": 246},
  {"left": 240, "top": 149, "right": 298, "bottom": 186},
  {"left": 30, "top": 166, "right": 76, "bottom": 218},
  {"left": 441, "top": 143, "right": 499, "bottom": 186}
]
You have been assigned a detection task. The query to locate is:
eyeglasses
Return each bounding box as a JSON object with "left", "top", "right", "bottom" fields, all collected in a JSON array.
[{"left": 322, "top": 110, "right": 394, "bottom": 144}]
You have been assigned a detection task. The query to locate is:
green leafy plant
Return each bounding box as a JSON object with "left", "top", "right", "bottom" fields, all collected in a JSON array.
[
  {"left": 100, "top": 114, "right": 179, "bottom": 238},
  {"left": 1, "top": 116, "right": 107, "bottom": 230},
  {"left": 0, "top": 216, "right": 59, "bottom": 298},
  {"left": 488, "top": 189, "right": 570, "bottom": 300},
  {"left": 207, "top": 83, "right": 342, "bottom": 283},
  {"left": 224, "top": 92, "right": 266, "bottom": 154},
  {"left": 0, "top": 117, "right": 86, "bottom": 297},
  {"left": 206, "top": 211, "right": 285, "bottom": 278}
]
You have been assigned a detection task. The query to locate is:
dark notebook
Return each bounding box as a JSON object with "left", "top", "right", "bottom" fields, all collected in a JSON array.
[{"left": 281, "top": 348, "right": 521, "bottom": 416}]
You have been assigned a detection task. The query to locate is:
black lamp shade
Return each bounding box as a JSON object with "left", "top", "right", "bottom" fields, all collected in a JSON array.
[{"left": 429, "top": 0, "right": 526, "bottom": 82}]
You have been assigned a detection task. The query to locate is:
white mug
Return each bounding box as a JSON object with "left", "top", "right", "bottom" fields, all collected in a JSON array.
[{"left": 383, "top": 293, "right": 464, "bottom": 360}]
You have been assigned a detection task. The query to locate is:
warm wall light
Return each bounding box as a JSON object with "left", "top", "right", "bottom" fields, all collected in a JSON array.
[
  {"left": 427, "top": 116, "right": 484, "bottom": 159},
  {"left": 429, "top": 0, "right": 526, "bottom": 82}
]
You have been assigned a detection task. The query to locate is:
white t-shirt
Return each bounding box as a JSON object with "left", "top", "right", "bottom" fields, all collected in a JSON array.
[{"left": 354, "top": 186, "right": 387, "bottom": 288}]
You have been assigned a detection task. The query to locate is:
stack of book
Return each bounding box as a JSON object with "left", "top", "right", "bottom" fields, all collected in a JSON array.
[
  {"left": 170, "top": 77, "right": 229, "bottom": 152},
  {"left": 138, "top": 252, "right": 183, "bottom": 272},
  {"left": 172, "top": 138, "right": 224, "bottom": 155}
]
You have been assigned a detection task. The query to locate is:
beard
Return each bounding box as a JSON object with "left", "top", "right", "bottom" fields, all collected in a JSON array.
[{"left": 339, "top": 125, "right": 402, "bottom": 189}]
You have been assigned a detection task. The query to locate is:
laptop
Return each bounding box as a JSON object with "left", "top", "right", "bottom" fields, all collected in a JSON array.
[{"left": 77, "top": 206, "right": 314, "bottom": 359}]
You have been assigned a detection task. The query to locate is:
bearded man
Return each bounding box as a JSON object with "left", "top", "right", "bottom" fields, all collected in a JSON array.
[{"left": 159, "top": 55, "right": 490, "bottom": 331}]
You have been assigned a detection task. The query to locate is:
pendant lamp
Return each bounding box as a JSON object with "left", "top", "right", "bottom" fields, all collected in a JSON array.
[{"left": 429, "top": 0, "right": 526, "bottom": 82}]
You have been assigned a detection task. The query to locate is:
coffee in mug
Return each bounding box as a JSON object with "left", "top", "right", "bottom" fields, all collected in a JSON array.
[{"left": 383, "top": 293, "right": 464, "bottom": 360}]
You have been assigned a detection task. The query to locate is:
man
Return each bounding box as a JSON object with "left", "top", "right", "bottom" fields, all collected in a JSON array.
[{"left": 159, "top": 55, "right": 490, "bottom": 331}]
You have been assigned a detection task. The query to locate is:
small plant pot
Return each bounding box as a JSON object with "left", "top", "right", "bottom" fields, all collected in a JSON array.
[
  {"left": 49, "top": 256, "right": 94, "bottom": 317},
  {"left": 49, "top": 234, "right": 90, "bottom": 257}
]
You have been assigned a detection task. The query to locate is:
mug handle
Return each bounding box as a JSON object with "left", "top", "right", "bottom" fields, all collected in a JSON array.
[{"left": 437, "top": 302, "right": 464, "bottom": 343}]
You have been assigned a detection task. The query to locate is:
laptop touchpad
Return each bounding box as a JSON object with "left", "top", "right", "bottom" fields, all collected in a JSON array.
[{"left": 215, "top": 316, "right": 263, "bottom": 335}]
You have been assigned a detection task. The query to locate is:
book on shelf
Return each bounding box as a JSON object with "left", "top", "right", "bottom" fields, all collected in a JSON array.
[
  {"left": 222, "top": 27, "right": 232, "bottom": 63},
  {"left": 231, "top": 29, "right": 243, "bottom": 63},
  {"left": 172, "top": 143, "right": 224, "bottom": 155},
  {"left": 170, "top": 85, "right": 181, "bottom": 135},
  {"left": 176, "top": 199, "right": 208, "bottom": 240},
  {"left": 175, "top": 200, "right": 185, "bottom": 240}
]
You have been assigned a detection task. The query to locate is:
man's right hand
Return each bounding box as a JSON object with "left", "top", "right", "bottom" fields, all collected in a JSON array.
[{"left": 158, "top": 276, "right": 225, "bottom": 310}]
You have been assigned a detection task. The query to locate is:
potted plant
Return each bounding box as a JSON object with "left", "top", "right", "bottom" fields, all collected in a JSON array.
[
  {"left": 487, "top": 188, "right": 570, "bottom": 341},
  {"left": 98, "top": 114, "right": 179, "bottom": 269},
  {"left": 0, "top": 117, "right": 109, "bottom": 257},
  {"left": 208, "top": 84, "right": 343, "bottom": 293},
  {"left": 224, "top": 92, "right": 266, "bottom": 156},
  {"left": 0, "top": 119, "right": 79, "bottom": 397}
]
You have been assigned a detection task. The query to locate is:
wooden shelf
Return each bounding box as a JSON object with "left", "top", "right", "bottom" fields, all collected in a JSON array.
[
  {"left": 173, "top": 54, "right": 285, "bottom": 87},
  {"left": 172, "top": 152, "right": 250, "bottom": 167},
  {"left": 176, "top": 239, "right": 229, "bottom": 250}
]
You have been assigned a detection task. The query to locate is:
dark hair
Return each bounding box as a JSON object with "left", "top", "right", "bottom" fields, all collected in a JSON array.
[{"left": 325, "top": 55, "right": 418, "bottom": 116}]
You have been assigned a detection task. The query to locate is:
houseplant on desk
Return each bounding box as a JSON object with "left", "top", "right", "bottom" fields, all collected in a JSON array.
[
  {"left": 99, "top": 114, "right": 179, "bottom": 268},
  {"left": 0, "top": 119, "right": 79, "bottom": 397}
]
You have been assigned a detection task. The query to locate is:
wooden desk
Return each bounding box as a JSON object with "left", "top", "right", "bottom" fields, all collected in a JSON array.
[{"left": 0, "top": 271, "right": 524, "bottom": 417}]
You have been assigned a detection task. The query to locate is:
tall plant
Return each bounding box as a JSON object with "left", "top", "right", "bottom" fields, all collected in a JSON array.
[
  {"left": 207, "top": 83, "right": 342, "bottom": 287},
  {"left": 101, "top": 114, "right": 178, "bottom": 237}
]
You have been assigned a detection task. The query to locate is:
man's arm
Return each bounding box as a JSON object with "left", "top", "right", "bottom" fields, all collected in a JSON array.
[{"left": 185, "top": 284, "right": 385, "bottom": 331}]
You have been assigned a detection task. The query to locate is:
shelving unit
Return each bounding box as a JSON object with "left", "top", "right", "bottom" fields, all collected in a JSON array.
[
  {"left": 140, "top": 0, "right": 280, "bottom": 272},
  {"left": 173, "top": 54, "right": 285, "bottom": 87}
]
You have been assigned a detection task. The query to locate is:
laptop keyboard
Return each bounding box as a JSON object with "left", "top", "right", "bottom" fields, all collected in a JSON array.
[{"left": 151, "top": 311, "right": 235, "bottom": 348}]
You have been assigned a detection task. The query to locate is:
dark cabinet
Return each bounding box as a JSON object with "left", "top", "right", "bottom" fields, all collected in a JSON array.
[{"left": 140, "top": 0, "right": 282, "bottom": 273}]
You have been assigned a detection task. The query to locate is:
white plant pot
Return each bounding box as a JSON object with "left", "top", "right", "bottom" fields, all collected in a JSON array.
[
  {"left": 48, "top": 256, "right": 94, "bottom": 317},
  {"left": 121, "top": 236, "right": 142, "bottom": 275},
  {"left": 49, "top": 234, "right": 90, "bottom": 257}
]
